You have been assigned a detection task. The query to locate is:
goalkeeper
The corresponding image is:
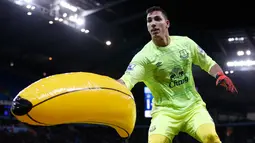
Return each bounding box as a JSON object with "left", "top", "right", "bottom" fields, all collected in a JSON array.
[{"left": 117, "top": 6, "right": 237, "bottom": 143}]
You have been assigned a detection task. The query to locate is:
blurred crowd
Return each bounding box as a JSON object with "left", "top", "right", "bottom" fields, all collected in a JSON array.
[
  {"left": 0, "top": 118, "right": 254, "bottom": 143},
  {"left": 0, "top": 120, "right": 126, "bottom": 143}
]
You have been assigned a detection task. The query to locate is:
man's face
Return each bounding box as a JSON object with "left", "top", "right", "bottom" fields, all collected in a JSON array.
[{"left": 147, "top": 11, "right": 170, "bottom": 38}]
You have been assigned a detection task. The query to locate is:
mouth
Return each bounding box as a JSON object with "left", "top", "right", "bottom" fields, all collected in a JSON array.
[{"left": 151, "top": 28, "right": 160, "bottom": 35}]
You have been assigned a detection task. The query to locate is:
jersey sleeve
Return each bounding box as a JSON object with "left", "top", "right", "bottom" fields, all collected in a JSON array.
[
  {"left": 120, "top": 52, "right": 148, "bottom": 90},
  {"left": 187, "top": 37, "right": 216, "bottom": 73}
]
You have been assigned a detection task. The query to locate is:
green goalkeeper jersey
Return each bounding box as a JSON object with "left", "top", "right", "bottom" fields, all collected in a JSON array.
[{"left": 120, "top": 36, "right": 216, "bottom": 114}]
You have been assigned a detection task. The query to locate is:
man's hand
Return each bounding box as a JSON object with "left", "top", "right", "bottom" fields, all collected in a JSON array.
[
  {"left": 117, "top": 79, "right": 126, "bottom": 86},
  {"left": 216, "top": 72, "right": 238, "bottom": 94}
]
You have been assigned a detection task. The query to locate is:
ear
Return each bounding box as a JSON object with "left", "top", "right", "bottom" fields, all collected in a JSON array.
[{"left": 166, "top": 20, "right": 170, "bottom": 28}]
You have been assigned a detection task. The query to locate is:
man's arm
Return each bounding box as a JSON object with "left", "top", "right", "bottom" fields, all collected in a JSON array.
[
  {"left": 209, "top": 63, "right": 224, "bottom": 78},
  {"left": 118, "top": 53, "right": 147, "bottom": 91},
  {"left": 117, "top": 79, "right": 126, "bottom": 86},
  {"left": 187, "top": 37, "right": 238, "bottom": 94}
]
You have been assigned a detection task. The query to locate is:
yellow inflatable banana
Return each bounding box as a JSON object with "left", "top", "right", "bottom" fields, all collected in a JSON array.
[{"left": 11, "top": 72, "right": 136, "bottom": 138}]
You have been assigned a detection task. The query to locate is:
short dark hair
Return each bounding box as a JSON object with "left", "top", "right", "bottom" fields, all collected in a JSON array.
[{"left": 146, "top": 6, "right": 168, "bottom": 19}]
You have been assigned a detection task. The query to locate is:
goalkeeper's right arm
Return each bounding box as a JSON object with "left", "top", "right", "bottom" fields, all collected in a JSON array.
[
  {"left": 117, "top": 79, "right": 126, "bottom": 86},
  {"left": 118, "top": 63, "right": 145, "bottom": 90}
]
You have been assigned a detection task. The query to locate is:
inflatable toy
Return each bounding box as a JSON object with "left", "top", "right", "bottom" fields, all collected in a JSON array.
[{"left": 10, "top": 72, "right": 136, "bottom": 138}]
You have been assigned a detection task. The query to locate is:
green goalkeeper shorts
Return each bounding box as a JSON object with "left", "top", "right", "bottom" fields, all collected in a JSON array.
[{"left": 148, "top": 104, "right": 215, "bottom": 142}]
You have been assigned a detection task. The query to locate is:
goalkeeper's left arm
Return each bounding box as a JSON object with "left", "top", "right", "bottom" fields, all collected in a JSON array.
[{"left": 187, "top": 37, "right": 238, "bottom": 94}]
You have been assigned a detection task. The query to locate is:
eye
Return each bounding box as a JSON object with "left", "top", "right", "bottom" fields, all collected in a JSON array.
[
  {"left": 147, "top": 18, "right": 152, "bottom": 23},
  {"left": 154, "top": 16, "right": 162, "bottom": 21}
]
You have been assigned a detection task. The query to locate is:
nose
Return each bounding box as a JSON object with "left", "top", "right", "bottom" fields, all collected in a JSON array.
[
  {"left": 11, "top": 96, "right": 33, "bottom": 116},
  {"left": 151, "top": 23, "right": 156, "bottom": 28}
]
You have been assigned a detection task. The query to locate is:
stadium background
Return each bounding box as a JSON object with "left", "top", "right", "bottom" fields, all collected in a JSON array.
[{"left": 0, "top": 0, "right": 255, "bottom": 142}]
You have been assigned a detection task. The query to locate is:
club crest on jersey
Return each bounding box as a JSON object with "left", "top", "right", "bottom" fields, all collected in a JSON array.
[
  {"left": 127, "top": 64, "right": 136, "bottom": 70},
  {"left": 179, "top": 49, "right": 189, "bottom": 59}
]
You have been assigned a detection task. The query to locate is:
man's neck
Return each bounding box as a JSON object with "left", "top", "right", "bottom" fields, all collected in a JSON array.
[{"left": 152, "top": 35, "right": 170, "bottom": 47}]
